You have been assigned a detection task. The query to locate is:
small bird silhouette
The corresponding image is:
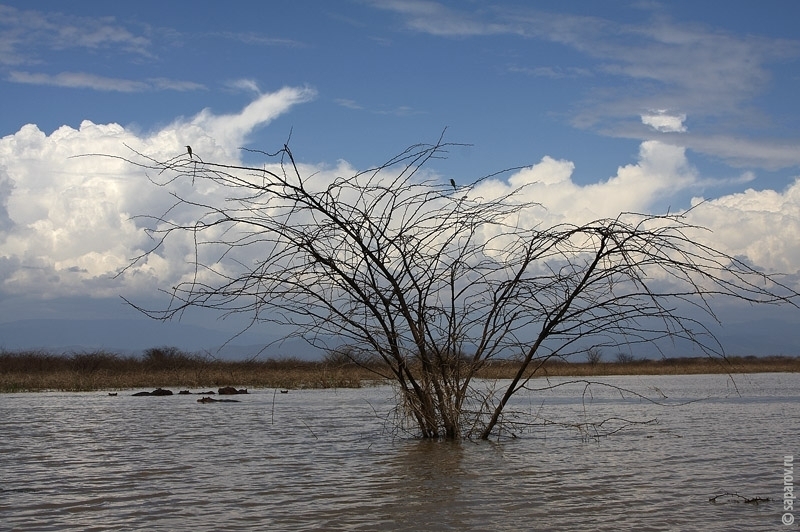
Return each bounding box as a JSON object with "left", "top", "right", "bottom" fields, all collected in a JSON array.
[
  {"left": 186, "top": 145, "right": 193, "bottom": 158},
  {"left": 449, "top": 178, "right": 456, "bottom": 189}
]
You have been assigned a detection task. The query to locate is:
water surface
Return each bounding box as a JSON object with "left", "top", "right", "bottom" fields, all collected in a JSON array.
[{"left": 1, "top": 373, "right": 797, "bottom": 531}]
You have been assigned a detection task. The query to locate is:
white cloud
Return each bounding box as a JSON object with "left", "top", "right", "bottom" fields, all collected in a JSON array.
[
  {"left": 335, "top": 98, "right": 364, "bottom": 110},
  {"left": 477, "top": 140, "right": 698, "bottom": 224},
  {"left": 0, "top": 87, "right": 316, "bottom": 298},
  {"left": 9, "top": 71, "right": 206, "bottom": 93},
  {"left": 0, "top": 88, "right": 797, "bottom": 306},
  {"left": 212, "top": 31, "right": 305, "bottom": 48},
  {"left": 378, "top": 2, "right": 794, "bottom": 110},
  {"left": 686, "top": 181, "right": 800, "bottom": 275},
  {"left": 149, "top": 78, "right": 206, "bottom": 92},
  {"left": 9, "top": 71, "right": 149, "bottom": 92},
  {"left": 188, "top": 86, "right": 316, "bottom": 151},
  {"left": 372, "top": 0, "right": 509, "bottom": 37},
  {"left": 466, "top": 141, "right": 799, "bottom": 282},
  {"left": 0, "top": 4, "right": 152, "bottom": 65},
  {"left": 688, "top": 135, "right": 800, "bottom": 170},
  {"left": 372, "top": 2, "right": 800, "bottom": 170},
  {"left": 641, "top": 110, "right": 687, "bottom": 133},
  {"left": 225, "top": 78, "right": 262, "bottom": 95},
  {"left": 508, "top": 65, "right": 591, "bottom": 79}
]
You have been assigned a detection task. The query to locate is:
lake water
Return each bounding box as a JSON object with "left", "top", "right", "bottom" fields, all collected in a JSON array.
[{"left": 1, "top": 373, "right": 797, "bottom": 531}]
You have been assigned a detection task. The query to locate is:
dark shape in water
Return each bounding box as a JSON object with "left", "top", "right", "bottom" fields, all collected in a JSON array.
[
  {"left": 197, "top": 396, "right": 240, "bottom": 403},
  {"left": 132, "top": 388, "right": 173, "bottom": 396},
  {"left": 218, "top": 386, "right": 248, "bottom": 395}
]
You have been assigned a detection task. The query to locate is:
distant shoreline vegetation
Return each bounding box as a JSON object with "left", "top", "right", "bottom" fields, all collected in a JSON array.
[{"left": 1, "top": 347, "right": 799, "bottom": 393}]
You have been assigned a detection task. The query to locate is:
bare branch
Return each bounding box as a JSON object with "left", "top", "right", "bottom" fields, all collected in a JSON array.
[{"left": 113, "top": 137, "right": 799, "bottom": 440}]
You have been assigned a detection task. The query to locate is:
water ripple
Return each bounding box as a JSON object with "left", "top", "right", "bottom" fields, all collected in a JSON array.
[{"left": 1, "top": 374, "right": 797, "bottom": 531}]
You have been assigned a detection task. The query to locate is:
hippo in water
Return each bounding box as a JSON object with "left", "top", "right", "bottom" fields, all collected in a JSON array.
[
  {"left": 132, "top": 388, "right": 173, "bottom": 396},
  {"left": 197, "top": 396, "right": 240, "bottom": 403},
  {"left": 218, "top": 386, "right": 248, "bottom": 395}
]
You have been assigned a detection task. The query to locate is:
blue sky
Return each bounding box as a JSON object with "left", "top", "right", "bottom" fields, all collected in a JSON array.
[{"left": 1, "top": 1, "right": 799, "bottom": 356}]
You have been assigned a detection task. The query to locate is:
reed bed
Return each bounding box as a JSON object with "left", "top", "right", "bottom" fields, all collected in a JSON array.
[
  {"left": 475, "top": 355, "right": 800, "bottom": 379},
  {"left": 1, "top": 348, "right": 798, "bottom": 392},
  {"left": 0, "top": 348, "right": 379, "bottom": 393}
]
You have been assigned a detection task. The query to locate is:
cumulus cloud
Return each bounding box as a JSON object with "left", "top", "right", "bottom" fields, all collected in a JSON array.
[
  {"left": 686, "top": 182, "right": 800, "bottom": 275},
  {"left": 470, "top": 140, "right": 800, "bottom": 281},
  {"left": 474, "top": 140, "right": 698, "bottom": 225},
  {"left": 0, "top": 87, "right": 316, "bottom": 298},
  {"left": 0, "top": 86, "right": 797, "bottom": 306}
]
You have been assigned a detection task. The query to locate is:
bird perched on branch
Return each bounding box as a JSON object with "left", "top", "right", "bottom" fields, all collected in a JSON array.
[
  {"left": 449, "top": 178, "right": 456, "bottom": 189},
  {"left": 186, "top": 145, "right": 193, "bottom": 158}
]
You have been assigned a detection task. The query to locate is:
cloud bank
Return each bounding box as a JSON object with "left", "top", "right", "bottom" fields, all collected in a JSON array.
[
  {"left": 0, "top": 87, "right": 798, "bottom": 308},
  {"left": 0, "top": 87, "right": 316, "bottom": 299}
]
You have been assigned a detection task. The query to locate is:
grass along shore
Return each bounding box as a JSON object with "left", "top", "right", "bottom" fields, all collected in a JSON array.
[{"left": 1, "top": 347, "right": 799, "bottom": 393}]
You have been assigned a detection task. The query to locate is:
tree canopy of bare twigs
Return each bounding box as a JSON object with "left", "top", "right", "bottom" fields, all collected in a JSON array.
[{"left": 113, "top": 136, "right": 798, "bottom": 440}]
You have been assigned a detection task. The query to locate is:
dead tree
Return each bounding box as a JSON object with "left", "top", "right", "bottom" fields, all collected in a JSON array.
[{"left": 115, "top": 137, "right": 798, "bottom": 440}]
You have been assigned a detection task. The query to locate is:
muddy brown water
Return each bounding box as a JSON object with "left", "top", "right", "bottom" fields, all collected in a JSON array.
[{"left": 1, "top": 373, "right": 797, "bottom": 531}]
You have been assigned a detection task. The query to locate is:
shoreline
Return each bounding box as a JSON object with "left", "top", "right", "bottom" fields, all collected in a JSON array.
[{"left": 2, "top": 349, "right": 798, "bottom": 393}]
